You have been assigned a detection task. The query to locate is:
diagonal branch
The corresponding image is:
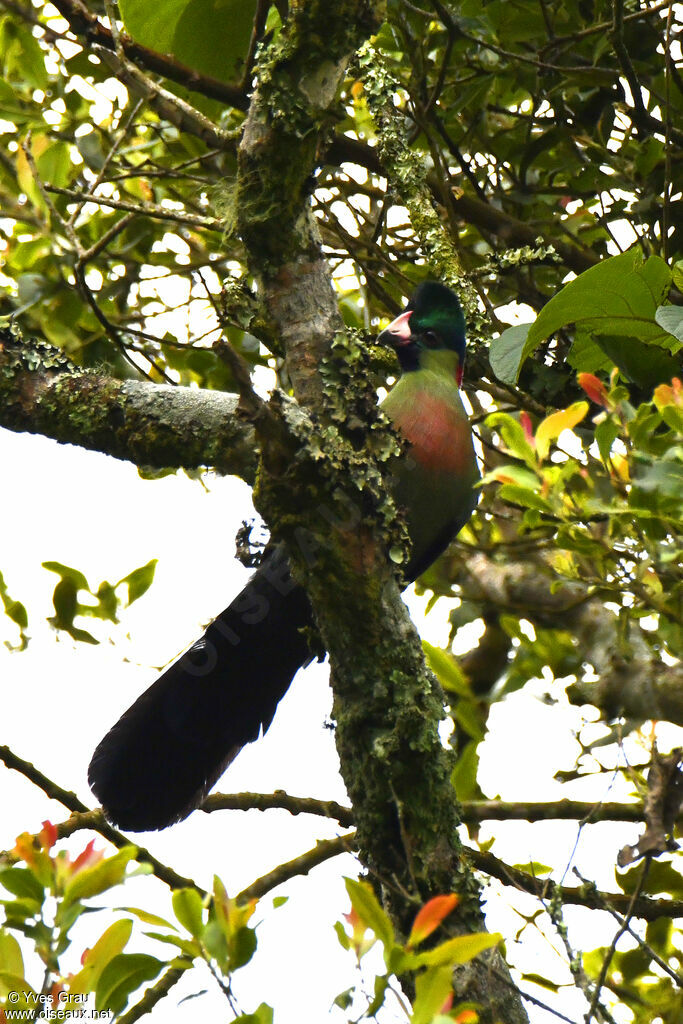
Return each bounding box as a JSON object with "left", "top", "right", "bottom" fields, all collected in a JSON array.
[
  {"left": 237, "top": 833, "right": 357, "bottom": 902},
  {"left": 47, "top": 0, "right": 246, "bottom": 109}
]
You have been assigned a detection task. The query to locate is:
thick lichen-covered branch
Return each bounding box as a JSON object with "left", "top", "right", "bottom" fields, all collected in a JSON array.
[
  {"left": 356, "top": 41, "right": 484, "bottom": 335},
  {"left": 235, "top": 1, "right": 383, "bottom": 412},
  {"left": 456, "top": 551, "right": 683, "bottom": 726},
  {"left": 0, "top": 326, "right": 257, "bottom": 480}
]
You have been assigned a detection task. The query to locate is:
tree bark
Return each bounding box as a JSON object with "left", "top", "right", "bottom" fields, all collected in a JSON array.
[
  {"left": 0, "top": 326, "right": 257, "bottom": 481},
  {"left": 229, "top": 4, "right": 530, "bottom": 1020}
]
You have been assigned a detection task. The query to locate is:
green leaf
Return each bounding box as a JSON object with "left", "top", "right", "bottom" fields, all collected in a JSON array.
[
  {"left": 344, "top": 879, "right": 395, "bottom": 952},
  {"left": 119, "top": 559, "right": 158, "bottom": 606},
  {"left": 119, "top": 0, "right": 257, "bottom": 83},
  {"left": 117, "top": 906, "right": 177, "bottom": 930},
  {"left": 0, "top": 79, "right": 35, "bottom": 125},
  {"left": 520, "top": 972, "right": 560, "bottom": 992},
  {"left": 450, "top": 740, "right": 481, "bottom": 801},
  {"left": 568, "top": 329, "right": 615, "bottom": 374},
  {"left": 489, "top": 324, "right": 530, "bottom": 385},
  {"left": 411, "top": 965, "right": 453, "bottom": 1024},
  {"left": 632, "top": 456, "right": 683, "bottom": 498},
  {"left": 118, "top": 0, "right": 190, "bottom": 53},
  {"left": 0, "top": 868, "right": 44, "bottom": 903},
  {"left": 454, "top": 699, "right": 485, "bottom": 742},
  {"left": 42, "top": 561, "right": 90, "bottom": 592},
  {"left": 516, "top": 250, "right": 673, "bottom": 379},
  {"left": 0, "top": 17, "right": 48, "bottom": 89},
  {"left": 1, "top": 899, "right": 42, "bottom": 926},
  {"left": 498, "top": 484, "right": 552, "bottom": 513},
  {"left": 69, "top": 919, "right": 133, "bottom": 995},
  {"left": 172, "top": 888, "right": 205, "bottom": 938},
  {"left": 95, "top": 953, "right": 164, "bottom": 1015},
  {"left": 0, "top": 929, "right": 24, "bottom": 976},
  {"left": 63, "top": 848, "right": 138, "bottom": 908},
  {"left": 333, "top": 987, "right": 354, "bottom": 1010},
  {"left": 333, "top": 919, "right": 351, "bottom": 951},
  {"left": 485, "top": 412, "right": 537, "bottom": 467},
  {"left": 36, "top": 141, "right": 73, "bottom": 190},
  {"left": 0, "top": 970, "right": 35, "bottom": 1003},
  {"left": 412, "top": 931, "right": 502, "bottom": 968},
  {"left": 228, "top": 926, "right": 258, "bottom": 970},
  {"left": 673, "top": 260, "right": 683, "bottom": 292},
  {"left": 512, "top": 861, "right": 552, "bottom": 876},
  {"left": 367, "top": 974, "right": 390, "bottom": 1015},
  {"left": 234, "top": 1004, "right": 274, "bottom": 1024},
  {"left": 143, "top": 931, "right": 201, "bottom": 957},
  {"left": 595, "top": 418, "right": 620, "bottom": 464},
  {"left": 655, "top": 305, "right": 683, "bottom": 345},
  {"left": 423, "top": 642, "right": 470, "bottom": 696},
  {"left": 16, "top": 273, "right": 53, "bottom": 311},
  {"left": 595, "top": 334, "right": 682, "bottom": 388}
]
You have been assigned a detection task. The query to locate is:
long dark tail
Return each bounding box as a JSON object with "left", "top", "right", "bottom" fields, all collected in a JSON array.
[{"left": 88, "top": 546, "right": 313, "bottom": 831}]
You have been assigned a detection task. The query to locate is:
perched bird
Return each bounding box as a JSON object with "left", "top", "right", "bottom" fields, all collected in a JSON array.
[{"left": 89, "top": 282, "right": 480, "bottom": 830}]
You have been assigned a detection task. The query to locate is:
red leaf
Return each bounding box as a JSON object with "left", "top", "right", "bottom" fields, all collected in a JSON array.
[
  {"left": 40, "top": 820, "right": 58, "bottom": 850},
  {"left": 577, "top": 372, "right": 609, "bottom": 408},
  {"left": 519, "top": 410, "right": 535, "bottom": 444},
  {"left": 407, "top": 894, "right": 459, "bottom": 948}
]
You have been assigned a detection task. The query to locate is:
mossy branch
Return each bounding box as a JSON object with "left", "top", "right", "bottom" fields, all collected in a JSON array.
[{"left": 0, "top": 324, "right": 257, "bottom": 481}]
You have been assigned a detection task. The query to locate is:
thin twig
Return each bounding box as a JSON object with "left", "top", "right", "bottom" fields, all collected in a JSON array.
[
  {"left": 468, "top": 846, "right": 683, "bottom": 921},
  {"left": 46, "top": 185, "right": 223, "bottom": 231},
  {"left": 586, "top": 859, "right": 651, "bottom": 1023},
  {"left": 68, "top": 96, "right": 146, "bottom": 229},
  {"left": 662, "top": 2, "right": 674, "bottom": 262},
  {"left": 77, "top": 210, "right": 136, "bottom": 265},
  {"left": 92, "top": 43, "right": 236, "bottom": 153},
  {"left": 574, "top": 869, "right": 683, "bottom": 987}
]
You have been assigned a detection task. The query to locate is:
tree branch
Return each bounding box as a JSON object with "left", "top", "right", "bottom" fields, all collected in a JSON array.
[
  {"left": 45, "top": 185, "right": 222, "bottom": 232},
  {"left": 468, "top": 846, "right": 683, "bottom": 922},
  {"left": 47, "top": 0, "right": 246, "bottom": 109},
  {"left": 456, "top": 551, "right": 683, "bottom": 727},
  {"left": 201, "top": 790, "right": 355, "bottom": 827},
  {"left": 202, "top": 792, "right": 653, "bottom": 827},
  {"left": 237, "top": 833, "right": 357, "bottom": 903},
  {"left": 0, "top": 746, "right": 202, "bottom": 892},
  {"left": 117, "top": 964, "right": 192, "bottom": 1024},
  {"left": 0, "top": 325, "right": 257, "bottom": 481}
]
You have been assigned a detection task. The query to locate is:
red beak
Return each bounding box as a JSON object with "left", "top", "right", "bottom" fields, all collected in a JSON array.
[{"left": 380, "top": 309, "right": 413, "bottom": 345}]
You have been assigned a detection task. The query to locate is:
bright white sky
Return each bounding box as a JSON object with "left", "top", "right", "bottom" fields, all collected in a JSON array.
[{"left": 3, "top": 422, "right": 681, "bottom": 1024}]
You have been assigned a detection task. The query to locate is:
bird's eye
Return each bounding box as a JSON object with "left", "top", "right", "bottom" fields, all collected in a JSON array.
[{"left": 424, "top": 330, "right": 439, "bottom": 347}]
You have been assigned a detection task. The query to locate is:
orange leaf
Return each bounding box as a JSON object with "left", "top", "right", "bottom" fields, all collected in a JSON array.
[
  {"left": 407, "top": 894, "right": 459, "bottom": 948},
  {"left": 39, "top": 820, "right": 58, "bottom": 850},
  {"left": 654, "top": 377, "right": 683, "bottom": 409},
  {"left": 578, "top": 372, "right": 609, "bottom": 408}
]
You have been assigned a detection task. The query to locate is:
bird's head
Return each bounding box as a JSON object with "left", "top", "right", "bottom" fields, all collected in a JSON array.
[{"left": 378, "top": 282, "right": 467, "bottom": 386}]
